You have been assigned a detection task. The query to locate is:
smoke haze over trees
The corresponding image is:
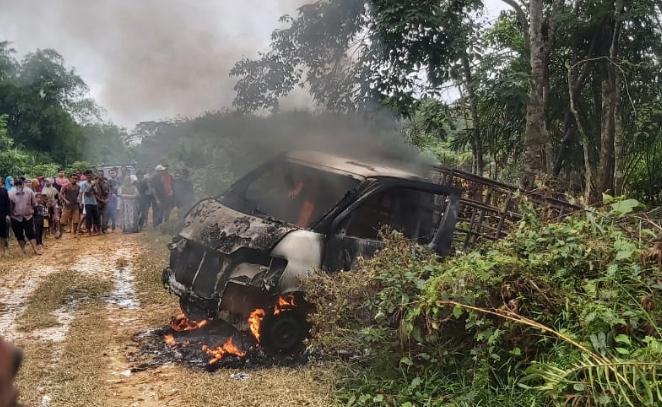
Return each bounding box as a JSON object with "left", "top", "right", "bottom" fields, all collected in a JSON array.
[
  {"left": 232, "top": 0, "right": 662, "bottom": 204},
  {"left": 0, "top": 0, "right": 313, "bottom": 127}
]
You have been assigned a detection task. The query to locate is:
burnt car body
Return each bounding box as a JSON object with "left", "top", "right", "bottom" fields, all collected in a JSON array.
[{"left": 163, "top": 151, "right": 461, "bottom": 350}]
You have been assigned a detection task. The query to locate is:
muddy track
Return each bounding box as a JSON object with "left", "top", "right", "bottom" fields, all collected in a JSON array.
[{"left": 1, "top": 232, "right": 337, "bottom": 407}]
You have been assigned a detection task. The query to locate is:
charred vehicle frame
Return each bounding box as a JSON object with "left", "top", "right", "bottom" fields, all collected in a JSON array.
[
  {"left": 163, "top": 151, "right": 579, "bottom": 351},
  {"left": 163, "top": 151, "right": 462, "bottom": 351}
]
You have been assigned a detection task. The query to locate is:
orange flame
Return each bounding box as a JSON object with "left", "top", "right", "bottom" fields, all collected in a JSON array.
[
  {"left": 170, "top": 313, "right": 208, "bottom": 332},
  {"left": 163, "top": 334, "right": 176, "bottom": 347},
  {"left": 248, "top": 308, "right": 266, "bottom": 342},
  {"left": 203, "top": 337, "right": 246, "bottom": 365},
  {"left": 247, "top": 294, "right": 300, "bottom": 343},
  {"left": 274, "top": 294, "right": 297, "bottom": 315}
]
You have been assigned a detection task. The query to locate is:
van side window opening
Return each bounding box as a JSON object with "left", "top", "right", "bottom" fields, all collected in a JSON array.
[
  {"left": 346, "top": 187, "right": 443, "bottom": 244},
  {"left": 239, "top": 162, "right": 358, "bottom": 228}
]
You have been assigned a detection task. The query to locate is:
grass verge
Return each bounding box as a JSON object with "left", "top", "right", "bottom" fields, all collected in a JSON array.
[
  {"left": 170, "top": 364, "right": 340, "bottom": 407},
  {"left": 48, "top": 303, "right": 112, "bottom": 407},
  {"left": 17, "top": 270, "right": 111, "bottom": 332}
]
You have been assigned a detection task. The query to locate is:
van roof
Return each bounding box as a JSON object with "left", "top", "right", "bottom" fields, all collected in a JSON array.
[{"left": 285, "top": 150, "right": 424, "bottom": 180}]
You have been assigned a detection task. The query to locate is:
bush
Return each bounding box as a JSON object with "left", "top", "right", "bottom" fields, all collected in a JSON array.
[{"left": 306, "top": 200, "right": 662, "bottom": 406}]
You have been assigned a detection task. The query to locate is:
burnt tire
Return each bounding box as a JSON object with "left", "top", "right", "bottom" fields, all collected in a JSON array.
[
  {"left": 259, "top": 311, "right": 309, "bottom": 353},
  {"left": 179, "top": 297, "right": 208, "bottom": 321}
]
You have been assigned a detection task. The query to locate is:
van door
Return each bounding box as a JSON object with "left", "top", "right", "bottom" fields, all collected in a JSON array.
[{"left": 322, "top": 181, "right": 460, "bottom": 271}]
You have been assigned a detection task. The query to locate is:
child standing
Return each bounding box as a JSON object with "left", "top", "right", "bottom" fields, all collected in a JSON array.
[{"left": 33, "top": 194, "right": 47, "bottom": 250}]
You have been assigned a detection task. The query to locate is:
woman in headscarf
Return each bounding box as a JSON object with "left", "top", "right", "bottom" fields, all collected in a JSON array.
[
  {"left": 119, "top": 175, "right": 140, "bottom": 233},
  {"left": 4, "top": 176, "right": 13, "bottom": 192},
  {"left": 31, "top": 179, "right": 40, "bottom": 193}
]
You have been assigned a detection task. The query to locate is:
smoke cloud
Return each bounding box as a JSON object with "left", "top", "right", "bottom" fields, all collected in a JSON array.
[{"left": 0, "top": 0, "right": 313, "bottom": 127}]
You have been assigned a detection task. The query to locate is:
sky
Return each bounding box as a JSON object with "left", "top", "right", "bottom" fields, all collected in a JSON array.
[{"left": 0, "top": 0, "right": 506, "bottom": 129}]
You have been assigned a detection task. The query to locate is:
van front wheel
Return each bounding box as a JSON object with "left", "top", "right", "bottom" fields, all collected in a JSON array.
[{"left": 259, "top": 311, "right": 309, "bottom": 353}]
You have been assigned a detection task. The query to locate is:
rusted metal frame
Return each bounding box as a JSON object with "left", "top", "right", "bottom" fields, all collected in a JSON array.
[
  {"left": 463, "top": 206, "right": 479, "bottom": 250},
  {"left": 471, "top": 206, "right": 487, "bottom": 248},
  {"left": 495, "top": 196, "right": 514, "bottom": 240}
]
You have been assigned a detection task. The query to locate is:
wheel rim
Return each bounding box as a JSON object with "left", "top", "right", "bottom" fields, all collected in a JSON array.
[{"left": 262, "top": 312, "right": 308, "bottom": 352}]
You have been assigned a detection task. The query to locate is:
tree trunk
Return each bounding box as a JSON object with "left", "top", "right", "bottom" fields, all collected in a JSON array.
[
  {"left": 461, "top": 53, "right": 483, "bottom": 175},
  {"left": 567, "top": 61, "right": 596, "bottom": 203},
  {"left": 521, "top": 0, "right": 548, "bottom": 189},
  {"left": 598, "top": 79, "right": 615, "bottom": 195},
  {"left": 552, "top": 14, "right": 606, "bottom": 177},
  {"left": 612, "top": 0, "right": 625, "bottom": 195},
  {"left": 613, "top": 73, "right": 624, "bottom": 195},
  {"left": 597, "top": 0, "right": 625, "bottom": 196}
]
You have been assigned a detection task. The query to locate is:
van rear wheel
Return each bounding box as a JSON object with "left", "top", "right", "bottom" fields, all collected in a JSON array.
[{"left": 259, "top": 311, "right": 309, "bottom": 353}]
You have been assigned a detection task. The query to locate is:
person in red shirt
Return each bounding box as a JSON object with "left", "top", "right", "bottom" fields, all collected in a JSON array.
[
  {"left": 54, "top": 171, "right": 69, "bottom": 191},
  {"left": 150, "top": 165, "right": 175, "bottom": 226}
]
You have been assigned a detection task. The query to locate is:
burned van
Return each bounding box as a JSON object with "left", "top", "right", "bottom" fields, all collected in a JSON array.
[{"left": 163, "top": 151, "right": 460, "bottom": 350}]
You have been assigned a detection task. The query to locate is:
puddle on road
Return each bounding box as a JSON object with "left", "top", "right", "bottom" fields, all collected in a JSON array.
[
  {"left": 107, "top": 257, "right": 140, "bottom": 310},
  {"left": 69, "top": 247, "right": 141, "bottom": 312}
]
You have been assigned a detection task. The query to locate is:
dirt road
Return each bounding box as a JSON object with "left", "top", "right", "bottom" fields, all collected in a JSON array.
[{"left": 0, "top": 232, "right": 336, "bottom": 407}]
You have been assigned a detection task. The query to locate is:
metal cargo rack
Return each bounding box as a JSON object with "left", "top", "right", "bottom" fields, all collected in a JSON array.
[{"left": 428, "top": 166, "right": 581, "bottom": 252}]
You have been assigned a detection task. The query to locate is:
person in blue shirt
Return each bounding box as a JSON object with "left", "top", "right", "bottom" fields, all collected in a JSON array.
[{"left": 79, "top": 170, "right": 101, "bottom": 235}]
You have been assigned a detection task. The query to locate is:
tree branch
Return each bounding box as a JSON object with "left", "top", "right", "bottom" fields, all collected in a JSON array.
[
  {"left": 566, "top": 60, "right": 593, "bottom": 202},
  {"left": 501, "top": 0, "right": 530, "bottom": 47}
]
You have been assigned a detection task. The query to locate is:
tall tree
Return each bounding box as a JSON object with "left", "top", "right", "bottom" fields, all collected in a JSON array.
[
  {"left": 232, "top": 0, "right": 482, "bottom": 116},
  {"left": 515, "top": 0, "right": 562, "bottom": 188}
]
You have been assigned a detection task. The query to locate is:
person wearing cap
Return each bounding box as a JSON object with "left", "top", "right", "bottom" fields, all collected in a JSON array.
[{"left": 149, "top": 164, "right": 174, "bottom": 226}]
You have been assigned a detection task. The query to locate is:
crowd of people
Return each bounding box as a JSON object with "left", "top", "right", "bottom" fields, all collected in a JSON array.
[{"left": 0, "top": 164, "right": 195, "bottom": 257}]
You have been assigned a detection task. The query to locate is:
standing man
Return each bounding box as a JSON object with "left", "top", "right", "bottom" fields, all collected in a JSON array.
[
  {"left": 150, "top": 165, "right": 174, "bottom": 226},
  {"left": 41, "top": 178, "right": 58, "bottom": 226},
  {"left": 79, "top": 171, "right": 100, "bottom": 235},
  {"left": 94, "top": 170, "right": 110, "bottom": 232},
  {"left": 8, "top": 178, "right": 41, "bottom": 255},
  {"left": 61, "top": 175, "right": 80, "bottom": 235},
  {"left": 54, "top": 170, "right": 69, "bottom": 192},
  {"left": 0, "top": 181, "right": 9, "bottom": 256}
]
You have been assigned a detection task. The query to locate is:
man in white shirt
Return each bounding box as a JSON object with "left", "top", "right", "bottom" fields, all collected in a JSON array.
[{"left": 8, "top": 178, "right": 41, "bottom": 255}]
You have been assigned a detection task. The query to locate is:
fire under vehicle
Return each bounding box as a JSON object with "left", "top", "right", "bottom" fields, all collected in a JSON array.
[{"left": 163, "top": 151, "right": 578, "bottom": 351}]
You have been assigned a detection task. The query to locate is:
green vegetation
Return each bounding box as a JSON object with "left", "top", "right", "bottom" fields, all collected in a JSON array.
[
  {"left": 307, "top": 201, "right": 662, "bottom": 406},
  {"left": 0, "top": 43, "right": 130, "bottom": 176}
]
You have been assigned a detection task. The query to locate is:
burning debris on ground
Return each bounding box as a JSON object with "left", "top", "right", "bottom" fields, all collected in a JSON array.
[{"left": 131, "top": 296, "right": 310, "bottom": 372}]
